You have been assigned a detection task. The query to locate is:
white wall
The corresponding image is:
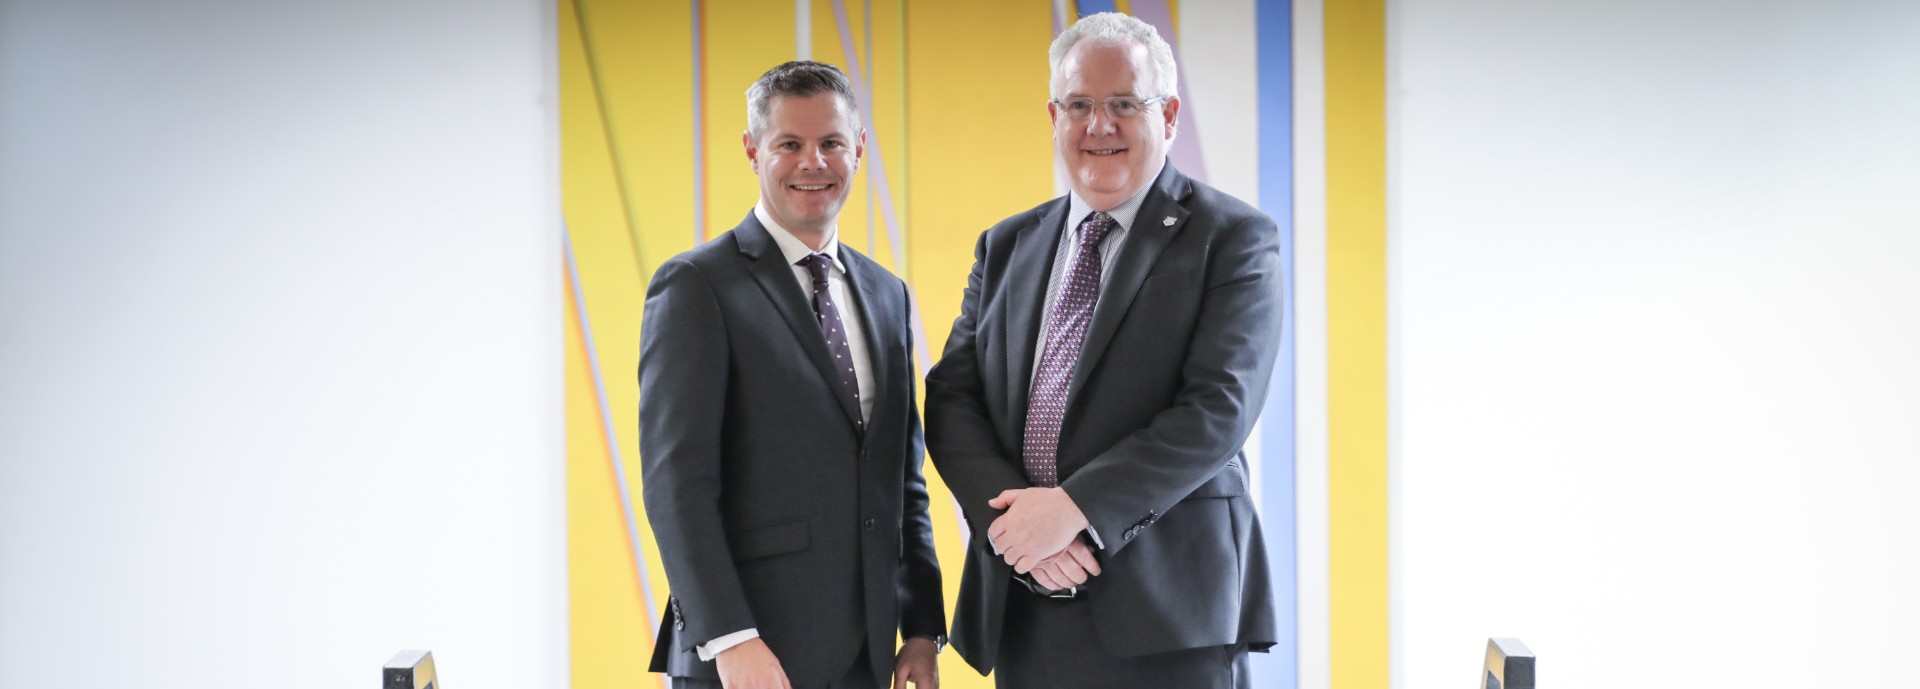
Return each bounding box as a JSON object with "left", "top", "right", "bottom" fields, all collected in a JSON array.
[
  {"left": 0, "top": 1, "right": 564, "bottom": 688},
  {"left": 1391, "top": 1, "right": 1920, "bottom": 688}
]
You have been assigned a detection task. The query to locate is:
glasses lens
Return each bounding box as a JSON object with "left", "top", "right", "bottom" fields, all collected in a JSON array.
[{"left": 1059, "top": 97, "right": 1160, "bottom": 119}]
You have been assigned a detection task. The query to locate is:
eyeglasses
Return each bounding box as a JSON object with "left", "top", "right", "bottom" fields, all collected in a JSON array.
[{"left": 1051, "top": 95, "right": 1170, "bottom": 120}]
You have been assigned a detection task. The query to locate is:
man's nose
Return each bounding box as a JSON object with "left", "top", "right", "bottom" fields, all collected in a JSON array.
[
  {"left": 1083, "top": 107, "right": 1119, "bottom": 134},
  {"left": 797, "top": 145, "right": 828, "bottom": 168}
]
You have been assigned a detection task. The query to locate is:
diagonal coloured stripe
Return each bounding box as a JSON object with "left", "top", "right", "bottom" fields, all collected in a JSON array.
[
  {"left": 830, "top": 0, "right": 931, "bottom": 372},
  {"left": 564, "top": 224, "right": 661, "bottom": 644},
  {"left": 567, "top": 0, "right": 648, "bottom": 271},
  {"left": 829, "top": 0, "right": 899, "bottom": 269},
  {"left": 827, "top": 0, "right": 963, "bottom": 553}
]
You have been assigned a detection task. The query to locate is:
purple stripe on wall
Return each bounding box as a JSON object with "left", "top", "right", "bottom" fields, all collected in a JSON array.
[{"left": 1128, "top": 0, "right": 1209, "bottom": 183}]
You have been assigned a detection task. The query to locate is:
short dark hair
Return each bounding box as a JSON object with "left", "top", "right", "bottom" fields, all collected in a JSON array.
[{"left": 745, "top": 60, "right": 861, "bottom": 139}]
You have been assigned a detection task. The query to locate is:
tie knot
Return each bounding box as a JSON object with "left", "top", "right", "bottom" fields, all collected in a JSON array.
[
  {"left": 1078, "top": 212, "right": 1116, "bottom": 248},
  {"left": 798, "top": 252, "right": 832, "bottom": 283}
]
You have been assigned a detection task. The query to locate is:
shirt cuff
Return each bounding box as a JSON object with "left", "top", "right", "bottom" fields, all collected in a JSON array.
[
  {"left": 1085, "top": 526, "right": 1105, "bottom": 550},
  {"left": 696, "top": 628, "right": 760, "bottom": 661}
]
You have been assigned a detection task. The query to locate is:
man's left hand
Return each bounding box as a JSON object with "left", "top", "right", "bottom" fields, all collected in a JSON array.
[
  {"left": 892, "top": 636, "right": 940, "bottom": 689},
  {"left": 1029, "top": 535, "right": 1101, "bottom": 590},
  {"left": 986, "top": 487, "right": 1089, "bottom": 573}
]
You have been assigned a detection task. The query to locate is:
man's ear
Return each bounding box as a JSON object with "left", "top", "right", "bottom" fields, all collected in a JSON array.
[
  {"left": 855, "top": 128, "right": 868, "bottom": 164},
  {"left": 1160, "top": 96, "right": 1181, "bottom": 139},
  {"left": 1047, "top": 99, "right": 1061, "bottom": 126},
  {"left": 742, "top": 130, "right": 758, "bottom": 172}
]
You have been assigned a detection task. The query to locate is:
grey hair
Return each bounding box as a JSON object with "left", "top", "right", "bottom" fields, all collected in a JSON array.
[
  {"left": 1048, "top": 12, "right": 1178, "bottom": 99},
  {"left": 744, "top": 60, "right": 861, "bottom": 139}
]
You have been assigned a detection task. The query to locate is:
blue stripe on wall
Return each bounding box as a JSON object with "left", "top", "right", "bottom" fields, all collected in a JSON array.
[
  {"left": 1253, "top": 0, "right": 1297, "bottom": 687},
  {"left": 1076, "top": 1, "right": 1117, "bottom": 18}
]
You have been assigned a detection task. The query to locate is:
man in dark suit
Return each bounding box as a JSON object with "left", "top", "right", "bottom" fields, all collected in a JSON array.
[
  {"left": 640, "top": 61, "right": 944, "bottom": 689},
  {"left": 924, "top": 13, "right": 1283, "bottom": 689}
]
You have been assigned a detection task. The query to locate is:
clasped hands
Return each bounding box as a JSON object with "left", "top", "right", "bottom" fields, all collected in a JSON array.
[{"left": 986, "top": 487, "right": 1103, "bottom": 590}]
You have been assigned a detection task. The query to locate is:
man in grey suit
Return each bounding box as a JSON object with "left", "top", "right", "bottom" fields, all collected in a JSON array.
[
  {"left": 924, "top": 13, "right": 1283, "bottom": 689},
  {"left": 640, "top": 61, "right": 944, "bottom": 689}
]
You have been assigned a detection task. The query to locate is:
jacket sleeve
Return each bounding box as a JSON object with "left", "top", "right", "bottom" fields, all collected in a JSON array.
[
  {"left": 1060, "top": 213, "right": 1285, "bottom": 556},
  {"left": 895, "top": 280, "right": 947, "bottom": 640},
  {"left": 638, "top": 258, "right": 757, "bottom": 651},
  {"left": 924, "top": 230, "right": 1035, "bottom": 533}
]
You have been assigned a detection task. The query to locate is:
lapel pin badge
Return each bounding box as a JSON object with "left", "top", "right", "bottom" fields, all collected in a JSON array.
[{"left": 1162, "top": 216, "right": 1176, "bottom": 226}]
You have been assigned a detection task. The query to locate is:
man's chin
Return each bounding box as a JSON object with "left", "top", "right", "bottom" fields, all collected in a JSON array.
[
  {"left": 786, "top": 210, "right": 839, "bottom": 233},
  {"left": 773, "top": 201, "right": 840, "bottom": 223},
  {"left": 1072, "top": 170, "right": 1135, "bottom": 197}
]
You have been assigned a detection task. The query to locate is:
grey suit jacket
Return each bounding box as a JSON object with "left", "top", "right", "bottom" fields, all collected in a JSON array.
[
  {"left": 925, "top": 163, "right": 1283, "bottom": 673},
  {"left": 639, "top": 212, "right": 944, "bottom": 685}
]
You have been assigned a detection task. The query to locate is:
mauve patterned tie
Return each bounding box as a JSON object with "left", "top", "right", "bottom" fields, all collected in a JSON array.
[
  {"left": 800, "top": 253, "right": 861, "bottom": 421},
  {"left": 1022, "top": 212, "right": 1117, "bottom": 487}
]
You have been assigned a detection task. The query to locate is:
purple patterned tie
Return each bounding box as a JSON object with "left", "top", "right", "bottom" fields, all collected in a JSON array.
[
  {"left": 1022, "top": 212, "right": 1116, "bottom": 487},
  {"left": 800, "top": 253, "right": 861, "bottom": 421}
]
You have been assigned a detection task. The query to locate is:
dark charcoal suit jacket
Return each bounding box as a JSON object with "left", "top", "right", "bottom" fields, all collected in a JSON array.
[
  {"left": 639, "top": 212, "right": 944, "bottom": 685},
  {"left": 925, "top": 163, "right": 1283, "bottom": 673}
]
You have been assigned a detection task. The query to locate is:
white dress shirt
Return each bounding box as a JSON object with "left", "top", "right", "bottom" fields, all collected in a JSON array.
[
  {"left": 757, "top": 203, "right": 875, "bottom": 423},
  {"left": 1023, "top": 159, "right": 1164, "bottom": 553},
  {"left": 697, "top": 203, "right": 877, "bottom": 661}
]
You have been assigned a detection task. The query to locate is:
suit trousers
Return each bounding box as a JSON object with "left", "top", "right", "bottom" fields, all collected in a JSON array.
[
  {"left": 995, "top": 589, "right": 1250, "bottom": 689},
  {"left": 670, "top": 645, "right": 876, "bottom": 689}
]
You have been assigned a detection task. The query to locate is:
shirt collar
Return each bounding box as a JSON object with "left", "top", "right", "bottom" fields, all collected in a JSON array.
[
  {"left": 754, "top": 201, "right": 843, "bottom": 274},
  {"left": 1065, "top": 156, "right": 1164, "bottom": 234}
]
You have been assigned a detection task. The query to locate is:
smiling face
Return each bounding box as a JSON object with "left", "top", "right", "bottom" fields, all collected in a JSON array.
[
  {"left": 744, "top": 91, "right": 865, "bottom": 243},
  {"left": 1049, "top": 39, "right": 1178, "bottom": 211}
]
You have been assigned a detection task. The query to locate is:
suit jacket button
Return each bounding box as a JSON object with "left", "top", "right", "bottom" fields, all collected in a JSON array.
[{"left": 863, "top": 518, "right": 876, "bottom": 532}]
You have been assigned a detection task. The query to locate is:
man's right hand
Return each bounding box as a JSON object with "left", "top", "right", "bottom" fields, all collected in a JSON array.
[
  {"left": 1028, "top": 535, "right": 1102, "bottom": 591},
  {"left": 715, "top": 637, "right": 791, "bottom": 689}
]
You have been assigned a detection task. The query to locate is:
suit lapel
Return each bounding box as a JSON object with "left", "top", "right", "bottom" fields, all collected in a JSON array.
[
  {"left": 1067, "top": 165, "right": 1193, "bottom": 401},
  {"left": 841, "top": 246, "right": 891, "bottom": 437},
  {"left": 735, "top": 214, "right": 865, "bottom": 430},
  {"left": 1005, "top": 199, "right": 1071, "bottom": 428}
]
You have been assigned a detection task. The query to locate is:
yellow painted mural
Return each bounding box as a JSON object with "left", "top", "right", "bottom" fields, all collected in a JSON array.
[{"left": 556, "top": 3, "right": 1394, "bottom": 689}]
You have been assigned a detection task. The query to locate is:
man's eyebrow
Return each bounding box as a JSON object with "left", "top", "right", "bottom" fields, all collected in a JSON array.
[
  {"left": 1060, "top": 91, "right": 1142, "bottom": 98},
  {"left": 770, "top": 131, "right": 847, "bottom": 139}
]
